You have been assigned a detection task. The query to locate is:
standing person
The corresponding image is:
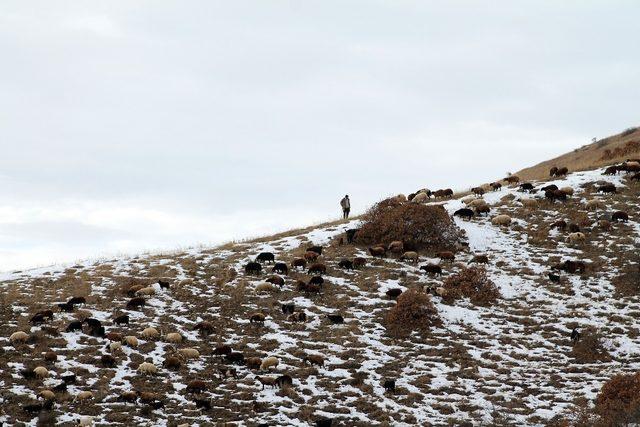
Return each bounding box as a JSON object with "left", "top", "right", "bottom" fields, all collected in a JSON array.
[{"left": 340, "top": 195, "right": 351, "bottom": 219}]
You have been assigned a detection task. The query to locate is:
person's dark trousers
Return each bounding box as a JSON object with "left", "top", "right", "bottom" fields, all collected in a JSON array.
[{"left": 343, "top": 208, "right": 350, "bottom": 219}]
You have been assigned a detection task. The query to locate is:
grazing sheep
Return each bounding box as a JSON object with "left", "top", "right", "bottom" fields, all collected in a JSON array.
[
  {"left": 303, "top": 354, "right": 325, "bottom": 367},
  {"left": 256, "top": 376, "right": 278, "bottom": 390},
  {"left": 307, "top": 245, "right": 323, "bottom": 255},
  {"left": 276, "top": 374, "right": 293, "bottom": 388},
  {"left": 260, "top": 356, "right": 279, "bottom": 371},
  {"left": 10, "top": 331, "right": 29, "bottom": 344},
  {"left": 368, "top": 246, "right": 386, "bottom": 257},
  {"left": 567, "top": 232, "right": 586, "bottom": 245},
  {"left": 124, "top": 336, "right": 139, "bottom": 347},
  {"left": 548, "top": 272, "right": 561, "bottom": 282},
  {"left": 166, "top": 333, "right": 183, "bottom": 344},
  {"left": 250, "top": 313, "right": 266, "bottom": 324},
  {"left": 219, "top": 367, "right": 238, "bottom": 378},
  {"left": 61, "top": 373, "right": 76, "bottom": 384},
  {"left": 137, "top": 362, "right": 158, "bottom": 375},
  {"left": 281, "top": 303, "right": 295, "bottom": 314},
  {"left": 39, "top": 390, "right": 56, "bottom": 400},
  {"left": 559, "top": 186, "right": 574, "bottom": 196},
  {"left": 399, "top": 251, "right": 419, "bottom": 263},
  {"left": 291, "top": 258, "right": 307, "bottom": 270},
  {"left": 549, "top": 166, "right": 558, "bottom": 176},
  {"left": 388, "top": 241, "right": 404, "bottom": 254},
  {"left": 597, "top": 183, "right": 617, "bottom": 194},
  {"left": 490, "top": 182, "right": 502, "bottom": 191},
  {"left": 571, "top": 328, "right": 580, "bottom": 343},
  {"left": 158, "top": 279, "right": 171, "bottom": 289},
  {"left": 551, "top": 220, "right": 567, "bottom": 230},
  {"left": 33, "top": 366, "right": 49, "bottom": 379},
  {"left": 272, "top": 262, "right": 288, "bottom": 275},
  {"left": 141, "top": 327, "right": 160, "bottom": 340},
  {"left": 475, "top": 205, "right": 491, "bottom": 216},
  {"left": 178, "top": 348, "right": 200, "bottom": 359},
  {"left": 78, "top": 416, "right": 94, "bottom": 426},
  {"left": 612, "top": 211, "right": 629, "bottom": 222},
  {"left": 57, "top": 302, "right": 75, "bottom": 313},
  {"left": 491, "top": 214, "right": 512, "bottom": 226},
  {"left": 386, "top": 288, "right": 403, "bottom": 299},
  {"left": 255, "top": 282, "right": 278, "bottom": 293},
  {"left": 353, "top": 257, "right": 367, "bottom": 268},
  {"left": 338, "top": 259, "right": 354, "bottom": 270},
  {"left": 470, "top": 255, "right": 489, "bottom": 264},
  {"left": 68, "top": 296, "right": 86, "bottom": 306},
  {"left": 225, "top": 352, "right": 245, "bottom": 364},
  {"left": 30, "top": 310, "right": 54, "bottom": 324},
  {"left": 471, "top": 186, "right": 485, "bottom": 196},
  {"left": 520, "top": 198, "right": 537, "bottom": 209},
  {"left": 118, "top": 391, "right": 139, "bottom": 403},
  {"left": 599, "top": 219, "right": 611, "bottom": 230},
  {"left": 453, "top": 208, "right": 474, "bottom": 220},
  {"left": 244, "top": 261, "right": 262, "bottom": 275},
  {"left": 288, "top": 312, "right": 307, "bottom": 322},
  {"left": 383, "top": 379, "right": 396, "bottom": 393},
  {"left": 113, "top": 314, "right": 129, "bottom": 325},
  {"left": 304, "top": 251, "right": 319, "bottom": 262},
  {"left": 435, "top": 287, "right": 448, "bottom": 297},
  {"left": 194, "top": 321, "right": 215, "bottom": 335},
  {"left": 545, "top": 189, "right": 568, "bottom": 202},
  {"left": 345, "top": 228, "right": 358, "bottom": 244},
  {"left": 44, "top": 351, "right": 57, "bottom": 363},
  {"left": 519, "top": 183, "right": 535, "bottom": 193},
  {"left": 126, "top": 297, "right": 146, "bottom": 310},
  {"left": 585, "top": 199, "right": 603, "bottom": 211},
  {"left": 66, "top": 321, "right": 83, "bottom": 333},
  {"left": 467, "top": 198, "right": 488, "bottom": 208},
  {"left": 305, "top": 284, "right": 322, "bottom": 295},
  {"left": 245, "top": 357, "right": 262, "bottom": 370},
  {"left": 256, "top": 252, "right": 275, "bottom": 264},
  {"left": 437, "top": 251, "right": 455, "bottom": 261},
  {"left": 504, "top": 175, "right": 520, "bottom": 184},
  {"left": 309, "top": 275, "right": 325, "bottom": 286},
  {"left": 163, "top": 355, "right": 182, "bottom": 370},
  {"left": 553, "top": 260, "right": 587, "bottom": 274},
  {"left": 135, "top": 286, "right": 156, "bottom": 296},
  {"left": 411, "top": 192, "right": 429, "bottom": 203},
  {"left": 420, "top": 264, "right": 442, "bottom": 275},
  {"left": 327, "top": 314, "right": 344, "bottom": 324},
  {"left": 540, "top": 184, "right": 559, "bottom": 192},
  {"left": 109, "top": 342, "right": 122, "bottom": 353},
  {"left": 76, "top": 391, "right": 95, "bottom": 401},
  {"left": 308, "top": 263, "right": 327, "bottom": 275},
  {"left": 568, "top": 223, "right": 580, "bottom": 233},
  {"left": 186, "top": 380, "right": 207, "bottom": 393},
  {"left": 106, "top": 332, "right": 123, "bottom": 342}
]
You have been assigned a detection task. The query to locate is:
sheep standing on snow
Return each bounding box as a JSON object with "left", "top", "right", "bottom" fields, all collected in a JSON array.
[
  {"left": 255, "top": 283, "right": 278, "bottom": 293},
  {"left": 33, "top": 366, "right": 49, "bottom": 379},
  {"left": 135, "top": 286, "right": 156, "bottom": 296},
  {"left": 585, "top": 199, "right": 603, "bottom": 211},
  {"left": 141, "top": 327, "right": 160, "bottom": 340},
  {"left": 178, "top": 348, "right": 200, "bottom": 359},
  {"left": 399, "top": 251, "right": 419, "bottom": 263},
  {"left": 260, "top": 356, "right": 279, "bottom": 371},
  {"left": 123, "top": 336, "right": 139, "bottom": 347},
  {"left": 411, "top": 192, "right": 429, "bottom": 203},
  {"left": 491, "top": 214, "right": 512, "bottom": 226},
  {"left": 566, "top": 232, "right": 586, "bottom": 245},
  {"left": 137, "top": 362, "right": 158, "bottom": 375},
  {"left": 76, "top": 391, "right": 95, "bottom": 401},
  {"left": 165, "top": 332, "right": 183, "bottom": 344}
]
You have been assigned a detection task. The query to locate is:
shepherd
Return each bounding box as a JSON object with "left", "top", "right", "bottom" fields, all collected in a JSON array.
[{"left": 340, "top": 195, "right": 351, "bottom": 219}]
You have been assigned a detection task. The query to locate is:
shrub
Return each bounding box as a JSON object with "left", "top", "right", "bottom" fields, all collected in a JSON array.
[
  {"left": 621, "top": 127, "right": 638, "bottom": 137},
  {"left": 441, "top": 267, "right": 500, "bottom": 306},
  {"left": 355, "top": 198, "right": 462, "bottom": 252},
  {"left": 384, "top": 289, "right": 440, "bottom": 337},
  {"left": 595, "top": 372, "right": 640, "bottom": 425},
  {"left": 571, "top": 326, "right": 610, "bottom": 363}
]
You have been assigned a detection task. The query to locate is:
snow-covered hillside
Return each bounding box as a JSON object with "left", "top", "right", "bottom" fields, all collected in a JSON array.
[{"left": 0, "top": 167, "right": 638, "bottom": 426}]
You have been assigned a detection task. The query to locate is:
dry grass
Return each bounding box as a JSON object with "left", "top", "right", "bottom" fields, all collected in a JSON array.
[
  {"left": 515, "top": 127, "right": 640, "bottom": 181},
  {"left": 384, "top": 289, "right": 441, "bottom": 337},
  {"left": 571, "top": 326, "right": 611, "bottom": 364},
  {"left": 355, "top": 197, "right": 462, "bottom": 252},
  {"left": 441, "top": 267, "right": 500, "bottom": 306}
]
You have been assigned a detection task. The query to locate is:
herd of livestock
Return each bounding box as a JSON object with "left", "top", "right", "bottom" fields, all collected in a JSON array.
[{"left": 3, "top": 158, "right": 639, "bottom": 426}]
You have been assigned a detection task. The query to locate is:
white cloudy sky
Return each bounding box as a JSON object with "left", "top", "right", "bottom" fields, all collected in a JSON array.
[{"left": 1, "top": 1, "right": 638, "bottom": 271}]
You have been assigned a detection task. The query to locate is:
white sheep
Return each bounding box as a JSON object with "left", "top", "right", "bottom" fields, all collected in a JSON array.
[
  {"left": 137, "top": 362, "right": 158, "bottom": 375},
  {"left": 586, "top": 199, "right": 603, "bottom": 211},
  {"left": 123, "top": 336, "right": 139, "bottom": 347},
  {"left": 135, "top": 286, "right": 156, "bottom": 296},
  {"left": 109, "top": 342, "right": 122, "bottom": 353},
  {"left": 491, "top": 214, "right": 512, "bottom": 226},
  {"left": 411, "top": 192, "right": 429, "bottom": 203},
  {"left": 567, "top": 232, "right": 586, "bottom": 244},
  {"left": 260, "top": 356, "right": 279, "bottom": 371},
  {"left": 178, "top": 348, "right": 200, "bottom": 359},
  {"left": 76, "top": 391, "right": 94, "bottom": 401},
  {"left": 520, "top": 198, "right": 537, "bottom": 209},
  {"left": 78, "top": 416, "right": 94, "bottom": 426},
  {"left": 255, "top": 283, "right": 278, "bottom": 293},
  {"left": 141, "top": 327, "right": 160, "bottom": 340},
  {"left": 39, "top": 389, "right": 55, "bottom": 400},
  {"left": 9, "top": 331, "right": 29, "bottom": 344},
  {"left": 33, "top": 366, "right": 49, "bottom": 379},
  {"left": 560, "top": 186, "right": 574, "bottom": 196},
  {"left": 165, "top": 332, "right": 183, "bottom": 344}
]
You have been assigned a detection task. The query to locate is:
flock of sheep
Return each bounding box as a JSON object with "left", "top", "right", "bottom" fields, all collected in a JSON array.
[{"left": 2, "top": 158, "right": 639, "bottom": 426}]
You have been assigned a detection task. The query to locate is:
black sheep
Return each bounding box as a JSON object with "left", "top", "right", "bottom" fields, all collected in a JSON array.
[
  {"left": 126, "top": 297, "right": 146, "bottom": 310},
  {"left": 453, "top": 208, "right": 474, "bottom": 220},
  {"left": 385, "top": 288, "right": 403, "bottom": 299},
  {"left": 245, "top": 262, "right": 262, "bottom": 275},
  {"left": 114, "top": 314, "right": 130, "bottom": 325},
  {"left": 281, "top": 303, "right": 295, "bottom": 314},
  {"left": 65, "top": 321, "right": 83, "bottom": 333},
  {"left": 338, "top": 259, "right": 354, "bottom": 270},
  {"left": 272, "top": 262, "right": 288, "bottom": 275},
  {"left": 327, "top": 314, "right": 344, "bottom": 324},
  {"left": 571, "top": 328, "right": 580, "bottom": 343},
  {"left": 383, "top": 379, "right": 396, "bottom": 393},
  {"left": 307, "top": 246, "right": 323, "bottom": 255},
  {"left": 346, "top": 229, "right": 358, "bottom": 244},
  {"left": 255, "top": 252, "right": 275, "bottom": 264}
]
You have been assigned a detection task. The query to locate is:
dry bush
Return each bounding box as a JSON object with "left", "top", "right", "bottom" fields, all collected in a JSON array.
[
  {"left": 441, "top": 267, "right": 500, "bottom": 306},
  {"left": 355, "top": 198, "right": 462, "bottom": 252},
  {"left": 571, "top": 326, "right": 611, "bottom": 363},
  {"left": 384, "top": 289, "right": 440, "bottom": 337},
  {"left": 612, "top": 266, "right": 640, "bottom": 297},
  {"left": 594, "top": 372, "right": 640, "bottom": 425}
]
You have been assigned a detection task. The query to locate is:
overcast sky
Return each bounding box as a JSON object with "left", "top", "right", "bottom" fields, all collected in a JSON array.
[{"left": 1, "top": 1, "right": 638, "bottom": 271}]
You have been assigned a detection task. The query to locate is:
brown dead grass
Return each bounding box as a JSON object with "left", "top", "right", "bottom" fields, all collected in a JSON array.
[
  {"left": 384, "top": 289, "right": 441, "bottom": 337},
  {"left": 571, "top": 327, "right": 611, "bottom": 364},
  {"left": 441, "top": 267, "right": 500, "bottom": 306}
]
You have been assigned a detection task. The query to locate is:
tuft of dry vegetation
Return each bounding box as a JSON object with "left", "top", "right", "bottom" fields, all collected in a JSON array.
[
  {"left": 384, "top": 289, "right": 440, "bottom": 337},
  {"left": 355, "top": 198, "right": 462, "bottom": 252},
  {"left": 571, "top": 326, "right": 611, "bottom": 364},
  {"left": 441, "top": 267, "right": 500, "bottom": 306},
  {"left": 612, "top": 265, "right": 640, "bottom": 297},
  {"left": 594, "top": 372, "right": 640, "bottom": 425}
]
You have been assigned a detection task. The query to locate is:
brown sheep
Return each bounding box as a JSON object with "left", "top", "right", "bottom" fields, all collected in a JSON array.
[
  {"left": 256, "top": 376, "right": 278, "bottom": 390},
  {"left": 186, "top": 380, "right": 207, "bottom": 393},
  {"left": 308, "top": 263, "right": 327, "bottom": 275},
  {"left": 260, "top": 356, "right": 279, "bottom": 371},
  {"left": 353, "top": 257, "right": 367, "bottom": 268},
  {"left": 303, "top": 354, "right": 325, "bottom": 367},
  {"left": 437, "top": 251, "right": 455, "bottom": 262},
  {"left": 303, "top": 251, "right": 319, "bottom": 262},
  {"left": 250, "top": 313, "right": 266, "bottom": 324},
  {"left": 291, "top": 258, "right": 307, "bottom": 270},
  {"left": 612, "top": 211, "right": 629, "bottom": 222},
  {"left": 470, "top": 255, "right": 489, "bottom": 264},
  {"left": 504, "top": 175, "right": 520, "bottom": 184},
  {"left": 566, "top": 232, "right": 586, "bottom": 245},
  {"left": 387, "top": 241, "right": 404, "bottom": 254},
  {"left": 420, "top": 264, "right": 442, "bottom": 275},
  {"left": 368, "top": 246, "right": 386, "bottom": 257},
  {"left": 245, "top": 357, "right": 262, "bottom": 370},
  {"left": 163, "top": 356, "right": 182, "bottom": 370}
]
